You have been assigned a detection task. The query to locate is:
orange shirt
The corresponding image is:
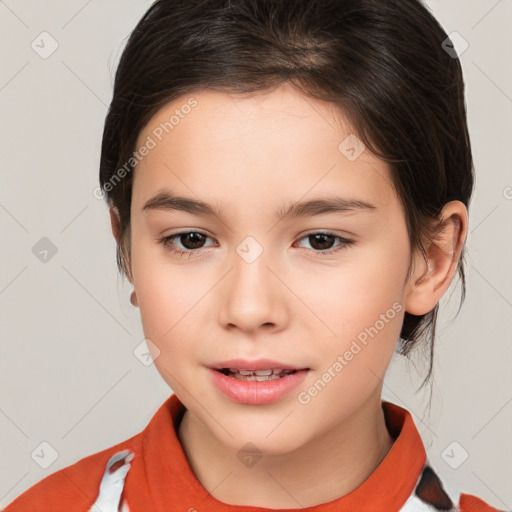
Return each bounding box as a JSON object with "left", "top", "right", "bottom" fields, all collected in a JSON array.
[{"left": 2, "top": 394, "right": 505, "bottom": 512}]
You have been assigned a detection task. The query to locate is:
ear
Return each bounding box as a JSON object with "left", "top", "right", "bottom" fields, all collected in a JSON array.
[
  {"left": 109, "top": 206, "right": 122, "bottom": 244},
  {"left": 109, "top": 207, "right": 134, "bottom": 284},
  {"left": 405, "top": 201, "right": 468, "bottom": 316}
]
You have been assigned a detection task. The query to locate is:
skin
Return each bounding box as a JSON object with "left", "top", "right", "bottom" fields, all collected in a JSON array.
[{"left": 110, "top": 82, "right": 468, "bottom": 508}]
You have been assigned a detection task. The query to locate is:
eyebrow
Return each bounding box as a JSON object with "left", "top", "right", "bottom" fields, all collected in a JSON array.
[{"left": 141, "top": 189, "right": 377, "bottom": 221}]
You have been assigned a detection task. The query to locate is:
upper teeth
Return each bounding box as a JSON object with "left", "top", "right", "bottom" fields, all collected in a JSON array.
[{"left": 229, "top": 368, "right": 291, "bottom": 376}]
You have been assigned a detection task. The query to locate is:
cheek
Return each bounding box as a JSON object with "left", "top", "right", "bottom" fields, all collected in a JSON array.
[
  {"left": 131, "top": 242, "right": 207, "bottom": 365},
  {"left": 135, "top": 266, "right": 206, "bottom": 389},
  {"left": 132, "top": 229, "right": 198, "bottom": 313},
  {"left": 298, "top": 248, "right": 407, "bottom": 334},
  {"left": 292, "top": 248, "right": 409, "bottom": 430}
]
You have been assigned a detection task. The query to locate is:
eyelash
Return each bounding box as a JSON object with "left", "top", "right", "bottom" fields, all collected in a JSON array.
[{"left": 159, "top": 231, "right": 355, "bottom": 259}]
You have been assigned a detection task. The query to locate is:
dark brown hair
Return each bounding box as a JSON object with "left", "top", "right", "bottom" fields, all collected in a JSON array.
[{"left": 99, "top": 0, "right": 474, "bottom": 390}]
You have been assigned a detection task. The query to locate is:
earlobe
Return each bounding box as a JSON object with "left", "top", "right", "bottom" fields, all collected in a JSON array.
[
  {"left": 405, "top": 201, "right": 467, "bottom": 316},
  {"left": 404, "top": 257, "right": 436, "bottom": 316}
]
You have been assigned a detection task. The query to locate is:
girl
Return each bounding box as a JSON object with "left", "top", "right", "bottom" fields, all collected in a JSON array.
[{"left": 4, "top": 0, "right": 507, "bottom": 511}]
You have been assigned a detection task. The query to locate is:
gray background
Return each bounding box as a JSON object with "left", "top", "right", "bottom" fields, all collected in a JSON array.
[{"left": 0, "top": 0, "right": 511, "bottom": 509}]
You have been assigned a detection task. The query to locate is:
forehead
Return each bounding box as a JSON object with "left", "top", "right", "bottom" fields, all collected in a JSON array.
[
  {"left": 132, "top": 84, "right": 396, "bottom": 211},
  {"left": 137, "top": 83, "right": 349, "bottom": 143}
]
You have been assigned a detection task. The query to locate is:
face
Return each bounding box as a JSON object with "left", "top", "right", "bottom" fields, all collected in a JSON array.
[{"left": 127, "top": 82, "right": 417, "bottom": 454}]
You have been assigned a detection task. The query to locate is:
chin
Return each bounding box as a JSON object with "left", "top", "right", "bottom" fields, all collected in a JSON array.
[{"left": 213, "top": 420, "right": 310, "bottom": 457}]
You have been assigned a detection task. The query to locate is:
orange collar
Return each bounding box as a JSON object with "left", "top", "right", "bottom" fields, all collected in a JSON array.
[{"left": 141, "top": 394, "right": 426, "bottom": 511}]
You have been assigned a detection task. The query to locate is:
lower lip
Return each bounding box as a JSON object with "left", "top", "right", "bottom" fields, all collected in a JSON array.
[{"left": 209, "top": 368, "right": 309, "bottom": 405}]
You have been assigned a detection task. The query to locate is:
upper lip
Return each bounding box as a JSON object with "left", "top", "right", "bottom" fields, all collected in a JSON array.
[{"left": 209, "top": 358, "right": 309, "bottom": 371}]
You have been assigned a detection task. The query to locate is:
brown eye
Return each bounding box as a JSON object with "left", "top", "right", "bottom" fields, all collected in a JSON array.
[
  {"left": 160, "top": 231, "right": 215, "bottom": 258},
  {"left": 307, "top": 233, "right": 336, "bottom": 251},
  {"left": 176, "top": 232, "right": 207, "bottom": 250},
  {"left": 295, "top": 231, "right": 355, "bottom": 256}
]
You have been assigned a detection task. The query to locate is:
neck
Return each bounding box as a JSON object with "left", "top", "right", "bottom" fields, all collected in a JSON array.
[{"left": 177, "top": 390, "right": 395, "bottom": 509}]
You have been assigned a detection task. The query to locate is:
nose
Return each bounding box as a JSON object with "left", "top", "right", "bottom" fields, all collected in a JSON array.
[{"left": 217, "top": 248, "right": 289, "bottom": 335}]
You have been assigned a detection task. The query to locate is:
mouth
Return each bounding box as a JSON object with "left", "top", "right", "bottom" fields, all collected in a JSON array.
[
  {"left": 215, "top": 368, "right": 300, "bottom": 381},
  {"left": 208, "top": 360, "right": 310, "bottom": 405}
]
